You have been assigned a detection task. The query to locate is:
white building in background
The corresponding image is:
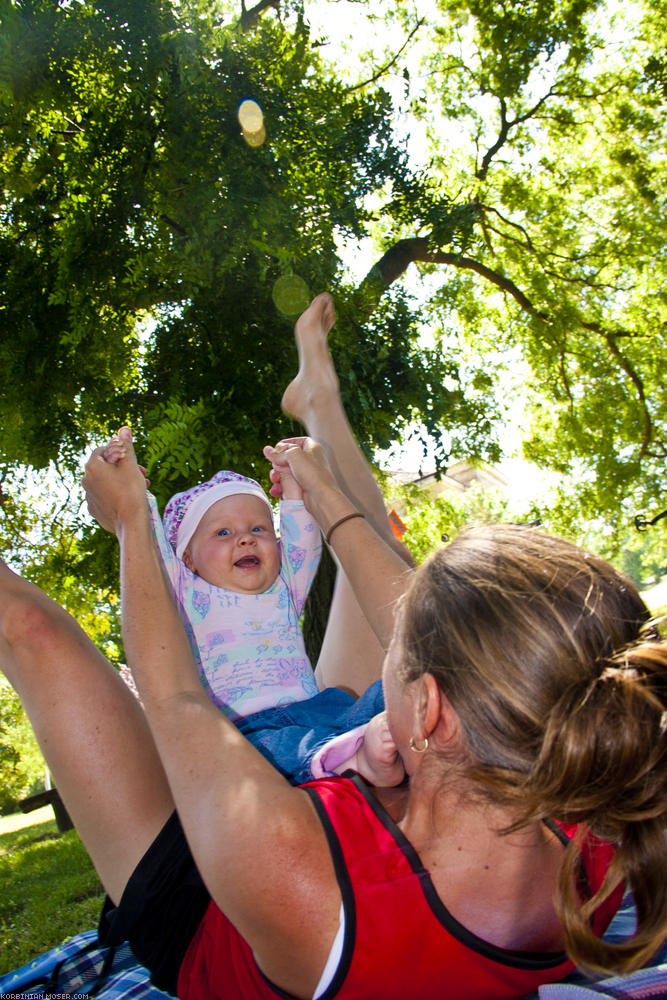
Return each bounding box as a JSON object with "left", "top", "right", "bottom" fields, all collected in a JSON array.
[
  {"left": 385, "top": 461, "right": 509, "bottom": 540},
  {"left": 390, "top": 460, "right": 508, "bottom": 498}
]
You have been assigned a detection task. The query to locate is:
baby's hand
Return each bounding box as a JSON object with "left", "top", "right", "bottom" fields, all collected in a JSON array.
[
  {"left": 355, "top": 712, "right": 405, "bottom": 788},
  {"left": 264, "top": 442, "right": 303, "bottom": 501},
  {"left": 102, "top": 434, "right": 127, "bottom": 465},
  {"left": 101, "top": 429, "right": 150, "bottom": 485}
]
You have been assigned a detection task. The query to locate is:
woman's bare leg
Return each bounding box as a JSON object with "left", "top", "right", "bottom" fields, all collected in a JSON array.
[
  {"left": 282, "top": 293, "right": 414, "bottom": 696},
  {"left": 0, "top": 559, "right": 174, "bottom": 902}
]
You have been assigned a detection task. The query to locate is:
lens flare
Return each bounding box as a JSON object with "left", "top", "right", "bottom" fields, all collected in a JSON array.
[
  {"left": 238, "top": 99, "right": 263, "bottom": 131},
  {"left": 238, "top": 99, "right": 266, "bottom": 147},
  {"left": 244, "top": 124, "right": 266, "bottom": 147},
  {"left": 272, "top": 275, "right": 311, "bottom": 317}
]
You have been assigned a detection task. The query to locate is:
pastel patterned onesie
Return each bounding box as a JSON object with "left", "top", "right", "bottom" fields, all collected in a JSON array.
[{"left": 147, "top": 494, "right": 321, "bottom": 720}]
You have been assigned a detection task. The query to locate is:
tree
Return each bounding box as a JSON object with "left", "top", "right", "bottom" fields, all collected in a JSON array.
[
  {"left": 0, "top": 0, "right": 493, "bottom": 497},
  {"left": 0, "top": 464, "right": 123, "bottom": 659},
  {"left": 384, "top": 473, "right": 515, "bottom": 564},
  {"left": 353, "top": 0, "right": 667, "bottom": 535},
  {"left": 2, "top": 0, "right": 666, "bottom": 593}
]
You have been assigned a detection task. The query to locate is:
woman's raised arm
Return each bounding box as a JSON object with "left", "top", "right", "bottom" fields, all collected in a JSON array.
[
  {"left": 265, "top": 437, "right": 412, "bottom": 651},
  {"left": 82, "top": 434, "right": 342, "bottom": 999}
]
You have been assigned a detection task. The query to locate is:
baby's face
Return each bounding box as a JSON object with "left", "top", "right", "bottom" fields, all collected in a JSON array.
[{"left": 183, "top": 494, "right": 280, "bottom": 594}]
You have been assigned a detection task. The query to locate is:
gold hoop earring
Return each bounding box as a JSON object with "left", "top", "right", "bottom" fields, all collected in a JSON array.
[{"left": 409, "top": 735, "right": 429, "bottom": 753}]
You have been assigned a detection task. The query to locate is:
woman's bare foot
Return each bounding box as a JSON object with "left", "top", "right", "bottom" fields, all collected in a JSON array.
[{"left": 281, "top": 293, "right": 339, "bottom": 424}]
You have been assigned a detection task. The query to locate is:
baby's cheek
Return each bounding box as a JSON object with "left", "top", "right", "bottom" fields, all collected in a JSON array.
[{"left": 268, "top": 543, "right": 281, "bottom": 575}]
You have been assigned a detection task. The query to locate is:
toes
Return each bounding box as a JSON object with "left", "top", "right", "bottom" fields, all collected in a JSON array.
[{"left": 298, "top": 293, "right": 335, "bottom": 330}]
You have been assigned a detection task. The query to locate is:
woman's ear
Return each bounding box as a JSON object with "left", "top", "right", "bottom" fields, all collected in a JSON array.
[
  {"left": 422, "top": 673, "right": 460, "bottom": 746},
  {"left": 421, "top": 673, "right": 441, "bottom": 738}
]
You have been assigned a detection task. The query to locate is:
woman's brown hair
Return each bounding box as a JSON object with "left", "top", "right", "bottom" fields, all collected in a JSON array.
[{"left": 401, "top": 524, "right": 667, "bottom": 973}]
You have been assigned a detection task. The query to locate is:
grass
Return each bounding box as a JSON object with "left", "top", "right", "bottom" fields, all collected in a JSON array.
[
  {"left": 0, "top": 807, "right": 105, "bottom": 977},
  {"left": 641, "top": 577, "right": 667, "bottom": 621}
]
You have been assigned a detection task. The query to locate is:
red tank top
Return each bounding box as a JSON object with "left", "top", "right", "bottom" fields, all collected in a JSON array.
[{"left": 177, "top": 774, "right": 622, "bottom": 1000}]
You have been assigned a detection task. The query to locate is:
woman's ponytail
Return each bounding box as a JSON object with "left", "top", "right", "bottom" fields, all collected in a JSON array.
[{"left": 528, "top": 640, "right": 667, "bottom": 973}]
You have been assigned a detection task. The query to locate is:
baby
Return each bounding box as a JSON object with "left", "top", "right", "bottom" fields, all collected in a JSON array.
[
  {"left": 103, "top": 429, "right": 403, "bottom": 787},
  {"left": 104, "top": 430, "right": 321, "bottom": 720}
]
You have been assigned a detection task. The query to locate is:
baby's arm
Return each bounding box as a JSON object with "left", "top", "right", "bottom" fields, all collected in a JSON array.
[
  {"left": 268, "top": 441, "right": 321, "bottom": 614},
  {"left": 310, "top": 712, "right": 406, "bottom": 787},
  {"left": 276, "top": 465, "right": 302, "bottom": 500}
]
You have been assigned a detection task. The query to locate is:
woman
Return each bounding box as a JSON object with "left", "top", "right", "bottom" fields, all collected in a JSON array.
[{"left": 1, "top": 301, "right": 666, "bottom": 999}]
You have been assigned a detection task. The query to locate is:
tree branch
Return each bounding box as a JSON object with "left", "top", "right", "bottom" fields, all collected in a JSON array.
[
  {"left": 16, "top": 216, "right": 60, "bottom": 245},
  {"left": 160, "top": 213, "right": 188, "bottom": 237},
  {"left": 557, "top": 338, "right": 575, "bottom": 408},
  {"left": 479, "top": 204, "right": 627, "bottom": 291},
  {"left": 584, "top": 323, "right": 654, "bottom": 458},
  {"left": 363, "top": 237, "right": 548, "bottom": 320},
  {"left": 476, "top": 97, "right": 510, "bottom": 182},
  {"left": 237, "top": 0, "right": 280, "bottom": 32},
  {"left": 360, "top": 237, "right": 657, "bottom": 461},
  {"left": 344, "top": 18, "right": 424, "bottom": 93},
  {"left": 476, "top": 87, "right": 557, "bottom": 181},
  {"left": 479, "top": 202, "right": 537, "bottom": 252}
]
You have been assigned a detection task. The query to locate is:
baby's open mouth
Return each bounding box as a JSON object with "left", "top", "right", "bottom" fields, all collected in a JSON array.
[{"left": 234, "top": 556, "right": 260, "bottom": 568}]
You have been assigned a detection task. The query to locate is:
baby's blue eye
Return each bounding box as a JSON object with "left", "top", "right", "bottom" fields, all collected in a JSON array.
[
  {"left": 252, "top": 526, "right": 264, "bottom": 533},
  {"left": 217, "top": 528, "right": 231, "bottom": 537}
]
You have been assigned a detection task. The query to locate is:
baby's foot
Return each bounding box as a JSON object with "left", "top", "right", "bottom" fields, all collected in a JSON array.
[
  {"left": 355, "top": 712, "right": 406, "bottom": 788},
  {"left": 281, "top": 293, "right": 339, "bottom": 423}
]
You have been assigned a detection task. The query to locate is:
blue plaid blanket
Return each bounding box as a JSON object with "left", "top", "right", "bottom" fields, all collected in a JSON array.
[
  {"left": 0, "top": 933, "right": 167, "bottom": 1000},
  {"left": 1, "top": 896, "right": 665, "bottom": 1000},
  {"left": 538, "top": 964, "right": 667, "bottom": 998}
]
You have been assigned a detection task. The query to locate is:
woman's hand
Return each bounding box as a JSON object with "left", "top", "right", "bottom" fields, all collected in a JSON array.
[
  {"left": 263, "top": 437, "right": 344, "bottom": 526},
  {"left": 82, "top": 427, "right": 148, "bottom": 535},
  {"left": 265, "top": 437, "right": 409, "bottom": 652}
]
